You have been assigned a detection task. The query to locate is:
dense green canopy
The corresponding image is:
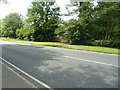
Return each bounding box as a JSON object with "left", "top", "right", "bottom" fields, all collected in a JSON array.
[
  {"left": 2, "top": 13, "right": 23, "bottom": 38},
  {"left": 1, "top": 2, "right": 119, "bottom": 48}
]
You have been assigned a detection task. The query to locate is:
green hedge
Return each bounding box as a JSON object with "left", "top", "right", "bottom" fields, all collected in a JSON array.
[{"left": 91, "top": 40, "right": 120, "bottom": 49}]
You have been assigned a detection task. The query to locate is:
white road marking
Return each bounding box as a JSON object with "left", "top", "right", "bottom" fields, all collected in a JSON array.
[
  {"left": 0, "top": 57, "right": 54, "bottom": 90},
  {"left": 47, "top": 53, "right": 119, "bottom": 68},
  {"left": 63, "top": 56, "right": 119, "bottom": 68},
  {"left": 0, "top": 40, "right": 118, "bottom": 56},
  {"left": 2, "top": 63, "right": 37, "bottom": 88},
  {"left": 0, "top": 60, "right": 37, "bottom": 88},
  {"left": 1, "top": 41, "right": 119, "bottom": 67}
]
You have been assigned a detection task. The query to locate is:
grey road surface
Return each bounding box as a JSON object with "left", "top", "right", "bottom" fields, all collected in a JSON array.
[
  {"left": 2, "top": 63, "right": 33, "bottom": 88},
  {"left": 1, "top": 41, "right": 119, "bottom": 88}
]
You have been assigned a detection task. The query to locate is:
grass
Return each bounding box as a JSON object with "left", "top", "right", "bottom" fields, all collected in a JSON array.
[{"left": 0, "top": 37, "right": 119, "bottom": 55}]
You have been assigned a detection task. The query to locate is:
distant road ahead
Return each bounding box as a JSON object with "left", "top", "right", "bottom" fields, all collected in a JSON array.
[{"left": 1, "top": 41, "right": 119, "bottom": 88}]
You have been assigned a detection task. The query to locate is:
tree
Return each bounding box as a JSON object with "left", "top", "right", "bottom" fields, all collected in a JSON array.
[
  {"left": 55, "top": 2, "right": 120, "bottom": 48},
  {"left": 16, "top": 26, "right": 34, "bottom": 41},
  {"left": 77, "top": 2, "right": 120, "bottom": 48},
  {"left": 27, "top": 2, "right": 60, "bottom": 41},
  {"left": 93, "top": 2, "right": 119, "bottom": 40},
  {"left": 55, "top": 2, "right": 94, "bottom": 44},
  {"left": 2, "top": 13, "right": 23, "bottom": 38},
  {"left": 0, "top": 19, "right": 4, "bottom": 37}
]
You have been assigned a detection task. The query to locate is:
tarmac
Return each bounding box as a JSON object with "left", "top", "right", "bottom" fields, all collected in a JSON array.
[{"left": 2, "top": 63, "right": 35, "bottom": 88}]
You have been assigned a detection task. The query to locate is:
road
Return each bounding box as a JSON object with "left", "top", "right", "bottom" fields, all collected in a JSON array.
[
  {"left": 2, "top": 63, "right": 34, "bottom": 88},
  {"left": 0, "top": 41, "right": 119, "bottom": 88}
]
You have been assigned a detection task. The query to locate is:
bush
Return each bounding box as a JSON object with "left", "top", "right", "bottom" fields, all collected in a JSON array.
[
  {"left": 16, "top": 27, "right": 34, "bottom": 41},
  {"left": 91, "top": 40, "right": 120, "bottom": 49}
]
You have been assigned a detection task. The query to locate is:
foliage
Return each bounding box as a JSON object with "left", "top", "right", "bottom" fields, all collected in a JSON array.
[
  {"left": 16, "top": 26, "right": 34, "bottom": 41},
  {"left": 91, "top": 40, "right": 120, "bottom": 49},
  {"left": 55, "top": 19, "right": 91, "bottom": 44},
  {"left": 55, "top": 2, "right": 120, "bottom": 48},
  {"left": 93, "top": 2, "right": 120, "bottom": 40},
  {"left": 0, "top": 37, "right": 119, "bottom": 55},
  {"left": 56, "top": 3, "right": 94, "bottom": 45},
  {"left": 1, "top": 2, "right": 119, "bottom": 49},
  {"left": 2, "top": 13, "right": 23, "bottom": 38},
  {"left": 26, "top": 2, "right": 60, "bottom": 41},
  {"left": 0, "top": 19, "right": 3, "bottom": 34}
]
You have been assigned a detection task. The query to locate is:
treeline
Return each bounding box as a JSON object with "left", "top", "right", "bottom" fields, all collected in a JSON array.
[{"left": 0, "top": 2, "right": 120, "bottom": 48}]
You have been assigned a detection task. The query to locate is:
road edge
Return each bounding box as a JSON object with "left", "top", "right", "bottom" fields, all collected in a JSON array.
[
  {"left": 0, "top": 57, "right": 53, "bottom": 90},
  {"left": 0, "top": 40, "right": 119, "bottom": 56}
]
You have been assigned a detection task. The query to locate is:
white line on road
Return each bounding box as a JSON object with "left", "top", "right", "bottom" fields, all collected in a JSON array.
[
  {"left": 47, "top": 53, "right": 119, "bottom": 68},
  {"left": 1, "top": 61, "right": 37, "bottom": 88},
  {"left": 1, "top": 41, "right": 119, "bottom": 68},
  {"left": 0, "top": 57, "right": 54, "bottom": 90},
  {"left": 63, "top": 56, "right": 120, "bottom": 68}
]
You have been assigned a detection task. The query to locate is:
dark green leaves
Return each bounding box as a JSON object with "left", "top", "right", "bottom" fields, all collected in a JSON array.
[
  {"left": 2, "top": 13, "right": 23, "bottom": 38},
  {"left": 26, "top": 2, "right": 60, "bottom": 41}
]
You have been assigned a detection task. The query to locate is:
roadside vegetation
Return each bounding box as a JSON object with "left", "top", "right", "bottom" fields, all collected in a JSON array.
[
  {"left": 0, "top": 2, "right": 119, "bottom": 54},
  {"left": 0, "top": 37, "right": 119, "bottom": 55}
]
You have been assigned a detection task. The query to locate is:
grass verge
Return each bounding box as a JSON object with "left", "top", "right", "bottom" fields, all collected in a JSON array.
[{"left": 0, "top": 37, "right": 119, "bottom": 55}]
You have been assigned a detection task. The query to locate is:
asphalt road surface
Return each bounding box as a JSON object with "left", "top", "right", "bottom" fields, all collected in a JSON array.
[
  {"left": 0, "top": 41, "right": 119, "bottom": 88},
  {"left": 2, "top": 63, "right": 34, "bottom": 88}
]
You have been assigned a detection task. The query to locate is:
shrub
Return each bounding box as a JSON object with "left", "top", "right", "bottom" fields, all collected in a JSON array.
[
  {"left": 91, "top": 40, "right": 120, "bottom": 49},
  {"left": 16, "top": 27, "right": 34, "bottom": 41}
]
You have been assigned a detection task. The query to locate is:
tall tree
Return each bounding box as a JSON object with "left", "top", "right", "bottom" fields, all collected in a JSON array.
[
  {"left": 0, "top": 19, "right": 3, "bottom": 37},
  {"left": 2, "top": 13, "right": 23, "bottom": 38},
  {"left": 27, "top": 2, "right": 60, "bottom": 41},
  {"left": 93, "top": 2, "right": 119, "bottom": 40}
]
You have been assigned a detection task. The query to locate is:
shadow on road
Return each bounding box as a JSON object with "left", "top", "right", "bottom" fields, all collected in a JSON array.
[{"left": 1, "top": 44, "right": 118, "bottom": 88}]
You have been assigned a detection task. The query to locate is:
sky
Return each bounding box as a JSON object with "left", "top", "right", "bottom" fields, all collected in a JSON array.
[
  {"left": 0, "top": 0, "right": 33, "bottom": 19},
  {"left": 0, "top": 0, "right": 73, "bottom": 20},
  {"left": 0, "top": 0, "right": 98, "bottom": 21}
]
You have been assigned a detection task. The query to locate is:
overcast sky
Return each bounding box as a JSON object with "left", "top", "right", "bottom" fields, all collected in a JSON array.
[
  {"left": 0, "top": 0, "right": 98, "bottom": 21},
  {"left": 0, "top": 0, "right": 72, "bottom": 19}
]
